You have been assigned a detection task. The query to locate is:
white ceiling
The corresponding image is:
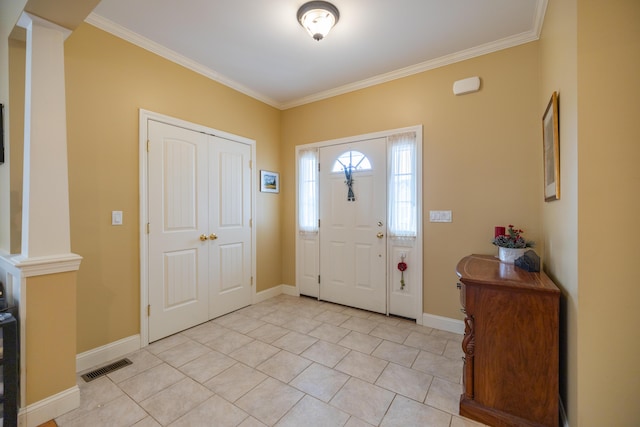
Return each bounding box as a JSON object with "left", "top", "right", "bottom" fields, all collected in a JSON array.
[{"left": 88, "top": 0, "right": 547, "bottom": 109}]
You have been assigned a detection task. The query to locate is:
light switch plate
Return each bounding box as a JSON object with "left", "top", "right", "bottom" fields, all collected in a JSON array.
[
  {"left": 429, "top": 210, "right": 452, "bottom": 222},
  {"left": 112, "top": 211, "right": 123, "bottom": 225}
]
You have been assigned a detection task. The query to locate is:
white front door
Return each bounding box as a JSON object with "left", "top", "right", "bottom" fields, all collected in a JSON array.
[
  {"left": 147, "top": 120, "right": 252, "bottom": 342},
  {"left": 319, "top": 138, "right": 387, "bottom": 313}
]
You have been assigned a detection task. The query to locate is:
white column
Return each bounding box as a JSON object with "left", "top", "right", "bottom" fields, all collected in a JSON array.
[
  {"left": 17, "top": 13, "right": 79, "bottom": 263},
  {"left": 9, "top": 14, "right": 82, "bottom": 424}
]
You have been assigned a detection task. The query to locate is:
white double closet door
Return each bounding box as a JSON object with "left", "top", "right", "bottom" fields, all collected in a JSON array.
[
  {"left": 319, "top": 138, "right": 387, "bottom": 313},
  {"left": 147, "top": 120, "right": 252, "bottom": 342}
]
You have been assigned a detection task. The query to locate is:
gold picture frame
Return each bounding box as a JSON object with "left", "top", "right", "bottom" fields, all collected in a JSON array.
[{"left": 542, "top": 91, "right": 560, "bottom": 201}]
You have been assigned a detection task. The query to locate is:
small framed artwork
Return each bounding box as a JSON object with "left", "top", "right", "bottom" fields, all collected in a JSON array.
[
  {"left": 542, "top": 91, "right": 560, "bottom": 201},
  {"left": 260, "top": 170, "right": 279, "bottom": 193}
]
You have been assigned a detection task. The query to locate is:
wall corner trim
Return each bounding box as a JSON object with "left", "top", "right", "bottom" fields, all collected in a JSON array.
[
  {"left": 19, "top": 385, "right": 79, "bottom": 427},
  {"left": 422, "top": 312, "right": 465, "bottom": 335},
  {"left": 281, "top": 284, "right": 299, "bottom": 297},
  {"left": 254, "top": 284, "right": 299, "bottom": 304}
]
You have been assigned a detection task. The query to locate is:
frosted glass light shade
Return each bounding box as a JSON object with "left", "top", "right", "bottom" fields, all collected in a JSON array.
[{"left": 297, "top": 1, "right": 340, "bottom": 41}]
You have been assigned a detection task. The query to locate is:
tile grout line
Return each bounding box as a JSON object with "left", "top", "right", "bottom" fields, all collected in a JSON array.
[{"left": 59, "top": 294, "right": 469, "bottom": 426}]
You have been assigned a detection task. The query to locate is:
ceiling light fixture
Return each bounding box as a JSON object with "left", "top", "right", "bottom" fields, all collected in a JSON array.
[{"left": 297, "top": 1, "right": 340, "bottom": 41}]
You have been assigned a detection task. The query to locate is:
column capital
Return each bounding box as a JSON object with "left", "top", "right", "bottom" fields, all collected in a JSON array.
[{"left": 16, "top": 12, "right": 72, "bottom": 39}]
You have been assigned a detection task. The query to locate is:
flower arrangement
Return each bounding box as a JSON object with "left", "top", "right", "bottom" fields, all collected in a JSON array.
[{"left": 492, "top": 225, "right": 535, "bottom": 248}]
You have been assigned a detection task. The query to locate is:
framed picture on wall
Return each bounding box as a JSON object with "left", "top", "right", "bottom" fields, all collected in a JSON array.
[
  {"left": 260, "top": 170, "right": 279, "bottom": 193},
  {"left": 542, "top": 91, "right": 560, "bottom": 201}
]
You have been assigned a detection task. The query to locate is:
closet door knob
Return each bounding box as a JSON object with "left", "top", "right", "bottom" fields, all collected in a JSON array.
[
  {"left": 209, "top": 233, "right": 218, "bottom": 240},
  {"left": 199, "top": 234, "right": 209, "bottom": 241}
]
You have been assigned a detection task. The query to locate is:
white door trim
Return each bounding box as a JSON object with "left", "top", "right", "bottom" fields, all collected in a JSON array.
[
  {"left": 295, "top": 125, "right": 423, "bottom": 323},
  {"left": 139, "top": 109, "right": 257, "bottom": 346}
]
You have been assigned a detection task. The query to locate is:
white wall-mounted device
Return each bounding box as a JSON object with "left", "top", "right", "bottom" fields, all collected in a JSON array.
[
  {"left": 112, "top": 210, "right": 123, "bottom": 225},
  {"left": 453, "top": 76, "right": 481, "bottom": 95},
  {"left": 429, "top": 210, "right": 452, "bottom": 223}
]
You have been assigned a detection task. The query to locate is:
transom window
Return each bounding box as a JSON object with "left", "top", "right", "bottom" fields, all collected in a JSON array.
[{"left": 331, "top": 150, "right": 372, "bottom": 173}]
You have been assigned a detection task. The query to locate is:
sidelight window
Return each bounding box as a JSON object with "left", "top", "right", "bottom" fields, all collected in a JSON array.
[
  {"left": 298, "top": 148, "right": 319, "bottom": 233},
  {"left": 388, "top": 132, "right": 417, "bottom": 238}
]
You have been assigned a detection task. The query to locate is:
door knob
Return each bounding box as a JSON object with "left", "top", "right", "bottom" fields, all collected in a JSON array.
[
  {"left": 199, "top": 234, "right": 209, "bottom": 241},
  {"left": 209, "top": 233, "right": 218, "bottom": 240},
  {"left": 376, "top": 232, "right": 384, "bottom": 239}
]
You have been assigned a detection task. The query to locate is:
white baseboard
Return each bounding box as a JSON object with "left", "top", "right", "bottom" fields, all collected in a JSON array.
[
  {"left": 76, "top": 334, "right": 141, "bottom": 373},
  {"left": 19, "top": 385, "right": 79, "bottom": 427},
  {"left": 254, "top": 284, "right": 298, "bottom": 303},
  {"left": 422, "top": 312, "right": 464, "bottom": 334},
  {"left": 79, "top": 287, "right": 295, "bottom": 373},
  {"left": 257, "top": 289, "right": 463, "bottom": 335},
  {"left": 281, "top": 284, "right": 299, "bottom": 296}
]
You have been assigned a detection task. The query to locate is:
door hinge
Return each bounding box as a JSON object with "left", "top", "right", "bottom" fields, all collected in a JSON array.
[
  {"left": 318, "top": 219, "right": 320, "bottom": 228},
  {"left": 249, "top": 160, "right": 252, "bottom": 169},
  {"left": 251, "top": 276, "right": 254, "bottom": 287},
  {"left": 250, "top": 218, "right": 252, "bottom": 227},
  {"left": 318, "top": 162, "right": 320, "bottom": 172},
  {"left": 318, "top": 275, "right": 321, "bottom": 284},
  {"left": 147, "top": 304, "right": 151, "bottom": 317},
  {"left": 147, "top": 140, "right": 150, "bottom": 152},
  {"left": 146, "top": 223, "right": 150, "bottom": 234}
]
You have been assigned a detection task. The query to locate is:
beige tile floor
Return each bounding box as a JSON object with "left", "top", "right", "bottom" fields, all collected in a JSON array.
[{"left": 56, "top": 294, "right": 488, "bottom": 427}]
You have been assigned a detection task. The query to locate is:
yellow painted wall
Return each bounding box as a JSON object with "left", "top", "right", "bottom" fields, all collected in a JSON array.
[
  {"left": 282, "top": 43, "right": 542, "bottom": 320},
  {"left": 64, "top": 23, "right": 282, "bottom": 353},
  {"left": 577, "top": 1, "right": 640, "bottom": 425},
  {"left": 539, "top": 0, "right": 579, "bottom": 422},
  {"left": 7, "top": 5, "right": 639, "bottom": 423},
  {"left": 25, "top": 272, "right": 77, "bottom": 404}
]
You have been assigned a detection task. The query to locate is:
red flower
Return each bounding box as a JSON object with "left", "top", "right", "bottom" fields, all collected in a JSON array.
[{"left": 397, "top": 262, "right": 407, "bottom": 272}]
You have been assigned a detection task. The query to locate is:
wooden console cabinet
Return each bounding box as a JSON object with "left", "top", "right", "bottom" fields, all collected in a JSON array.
[{"left": 456, "top": 255, "right": 560, "bottom": 427}]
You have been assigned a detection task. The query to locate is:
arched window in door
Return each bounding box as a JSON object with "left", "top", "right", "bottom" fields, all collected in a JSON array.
[
  {"left": 330, "top": 150, "right": 372, "bottom": 173},
  {"left": 331, "top": 150, "right": 372, "bottom": 201}
]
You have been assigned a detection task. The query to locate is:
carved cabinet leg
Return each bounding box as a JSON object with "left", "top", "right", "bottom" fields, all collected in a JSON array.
[{"left": 462, "top": 315, "right": 475, "bottom": 399}]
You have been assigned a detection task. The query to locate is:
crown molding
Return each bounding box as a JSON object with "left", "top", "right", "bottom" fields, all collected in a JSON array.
[
  {"left": 84, "top": 13, "right": 281, "bottom": 108},
  {"left": 280, "top": 29, "right": 540, "bottom": 109},
  {"left": 86, "top": 0, "right": 547, "bottom": 111}
]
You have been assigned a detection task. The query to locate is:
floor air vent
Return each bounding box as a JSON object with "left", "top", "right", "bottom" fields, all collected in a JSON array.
[{"left": 81, "top": 358, "right": 132, "bottom": 382}]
